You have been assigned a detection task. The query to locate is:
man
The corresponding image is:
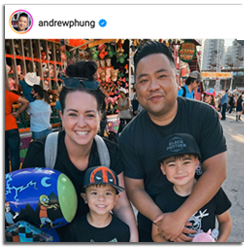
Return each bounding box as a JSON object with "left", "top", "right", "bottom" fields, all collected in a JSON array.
[
  {"left": 14, "top": 13, "right": 29, "bottom": 32},
  {"left": 221, "top": 89, "right": 229, "bottom": 120},
  {"left": 177, "top": 70, "right": 202, "bottom": 99},
  {"left": 119, "top": 41, "right": 227, "bottom": 242}
]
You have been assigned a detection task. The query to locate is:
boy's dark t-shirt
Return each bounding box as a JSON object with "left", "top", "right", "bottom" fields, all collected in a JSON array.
[
  {"left": 119, "top": 97, "right": 227, "bottom": 233},
  {"left": 64, "top": 213, "right": 130, "bottom": 242},
  {"left": 155, "top": 187, "right": 231, "bottom": 237}
]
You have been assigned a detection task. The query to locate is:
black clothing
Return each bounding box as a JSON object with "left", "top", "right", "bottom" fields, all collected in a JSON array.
[
  {"left": 64, "top": 213, "right": 130, "bottom": 242},
  {"left": 22, "top": 131, "right": 124, "bottom": 240},
  {"left": 22, "top": 131, "right": 123, "bottom": 219},
  {"left": 155, "top": 187, "right": 231, "bottom": 237},
  {"left": 119, "top": 97, "right": 227, "bottom": 240}
]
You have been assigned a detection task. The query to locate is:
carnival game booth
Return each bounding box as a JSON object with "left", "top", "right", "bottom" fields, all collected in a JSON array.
[{"left": 5, "top": 39, "right": 130, "bottom": 165}]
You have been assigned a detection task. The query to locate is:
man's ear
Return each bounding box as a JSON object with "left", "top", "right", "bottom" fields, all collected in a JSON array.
[{"left": 80, "top": 193, "right": 87, "bottom": 204}]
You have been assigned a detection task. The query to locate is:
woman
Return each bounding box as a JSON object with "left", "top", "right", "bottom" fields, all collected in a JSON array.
[
  {"left": 117, "top": 88, "right": 132, "bottom": 134},
  {"left": 22, "top": 60, "right": 138, "bottom": 242},
  {"left": 236, "top": 94, "right": 243, "bottom": 121},
  {"left": 203, "top": 88, "right": 222, "bottom": 119},
  {"left": 26, "top": 84, "right": 52, "bottom": 140}
]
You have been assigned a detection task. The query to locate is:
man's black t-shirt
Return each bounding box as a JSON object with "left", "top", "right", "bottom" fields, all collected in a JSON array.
[
  {"left": 119, "top": 97, "right": 227, "bottom": 231},
  {"left": 155, "top": 187, "right": 231, "bottom": 237},
  {"left": 22, "top": 131, "right": 123, "bottom": 219},
  {"left": 64, "top": 213, "right": 130, "bottom": 242}
]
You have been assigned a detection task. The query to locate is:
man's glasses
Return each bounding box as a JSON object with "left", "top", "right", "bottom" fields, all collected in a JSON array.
[{"left": 62, "top": 76, "right": 100, "bottom": 90}]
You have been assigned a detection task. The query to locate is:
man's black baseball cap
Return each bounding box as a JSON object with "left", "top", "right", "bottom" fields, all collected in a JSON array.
[
  {"left": 83, "top": 166, "right": 124, "bottom": 193},
  {"left": 156, "top": 133, "right": 201, "bottom": 163}
]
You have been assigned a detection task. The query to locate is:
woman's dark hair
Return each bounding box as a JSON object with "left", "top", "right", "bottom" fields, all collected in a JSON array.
[
  {"left": 60, "top": 60, "right": 105, "bottom": 114},
  {"left": 33, "top": 84, "right": 50, "bottom": 104},
  {"left": 133, "top": 41, "right": 176, "bottom": 75}
]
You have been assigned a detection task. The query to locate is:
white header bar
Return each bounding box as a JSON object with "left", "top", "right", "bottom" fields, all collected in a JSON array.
[{"left": 5, "top": 4, "right": 244, "bottom": 39}]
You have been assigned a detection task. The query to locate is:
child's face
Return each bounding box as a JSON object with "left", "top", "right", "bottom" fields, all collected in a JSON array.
[
  {"left": 17, "top": 16, "right": 28, "bottom": 31},
  {"left": 160, "top": 154, "right": 199, "bottom": 188},
  {"left": 81, "top": 184, "right": 119, "bottom": 216}
]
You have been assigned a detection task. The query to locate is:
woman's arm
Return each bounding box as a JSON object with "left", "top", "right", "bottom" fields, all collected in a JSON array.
[
  {"left": 216, "top": 210, "right": 232, "bottom": 242},
  {"left": 113, "top": 172, "right": 139, "bottom": 242}
]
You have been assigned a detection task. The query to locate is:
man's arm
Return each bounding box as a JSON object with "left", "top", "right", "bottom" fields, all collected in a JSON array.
[
  {"left": 155, "top": 152, "right": 227, "bottom": 242},
  {"left": 124, "top": 177, "right": 163, "bottom": 223}
]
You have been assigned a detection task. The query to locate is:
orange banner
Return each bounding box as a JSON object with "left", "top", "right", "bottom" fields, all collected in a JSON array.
[{"left": 202, "top": 72, "right": 233, "bottom": 78}]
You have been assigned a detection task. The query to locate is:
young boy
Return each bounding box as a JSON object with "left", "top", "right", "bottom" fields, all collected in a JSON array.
[
  {"left": 64, "top": 166, "right": 130, "bottom": 242},
  {"left": 14, "top": 13, "right": 28, "bottom": 32},
  {"left": 152, "top": 133, "right": 232, "bottom": 242}
]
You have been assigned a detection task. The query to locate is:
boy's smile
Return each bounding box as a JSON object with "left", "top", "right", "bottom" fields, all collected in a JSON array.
[
  {"left": 82, "top": 184, "right": 119, "bottom": 216},
  {"left": 160, "top": 155, "right": 199, "bottom": 196}
]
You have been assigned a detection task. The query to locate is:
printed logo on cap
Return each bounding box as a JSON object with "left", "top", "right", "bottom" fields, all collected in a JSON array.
[
  {"left": 166, "top": 136, "right": 187, "bottom": 153},
  {"left": 90, "top": 166, "right": 117, "bottom": 185}
]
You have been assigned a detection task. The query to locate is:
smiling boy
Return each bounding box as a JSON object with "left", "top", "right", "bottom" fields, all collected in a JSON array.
[
  {"left": 64, "top": 166, "right": 130, "bottom": 242},
  {"left": 152, "top": 133, "right": 232, "bottom": 242}
]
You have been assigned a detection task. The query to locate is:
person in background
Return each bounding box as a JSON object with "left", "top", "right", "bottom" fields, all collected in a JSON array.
[
  {"left": 5, "top": 88, "right": 29, "bottom": 173},
  {"left": 220, "top": 89, "right": 229, "bottom": 120},
  {"left": 19, "top": 73, "right": 40, "bottom": 102},
  {"left": 228, "top": 93, "right": 235, "bottom": 114},
  {"left": 26, "top": 84, "right": 52, "bottom": 140},
  {"left": 203, "top": 88, "right": 222, "bottom": 119},
  {"left": 236, "top": 93, "right": 244, "bottom": 121},
  {"left": 117, "top": 88, "right": 132, "bottom": 134},
  {"left": 177, "top": 71, "right": 202, "bottom": 99}
]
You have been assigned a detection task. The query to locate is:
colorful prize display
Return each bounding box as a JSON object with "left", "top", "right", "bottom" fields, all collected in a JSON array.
[{"left": 5, "top": 168, "right": 77, "bottom": 230}]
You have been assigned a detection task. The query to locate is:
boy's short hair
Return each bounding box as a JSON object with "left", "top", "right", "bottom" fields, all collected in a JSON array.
[
  {"left": 156, "top": 133, "right": 201, "bottom": 163},
  {"left": 161, "top": 153, "right": 200, "bottom": 164},
  {"left": 133, "top": 41, "right": 176, "bottom": 75},
  {"left": 83, "top": 166, "right": 124, "bottom": 194}
]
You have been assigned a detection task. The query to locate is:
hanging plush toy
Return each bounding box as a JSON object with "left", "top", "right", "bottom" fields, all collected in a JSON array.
[
  {"left": 115, "top": 51, "right": 127, "bottom": 64},
  {"left": 98, "top": 69, "right": 106, "bottom": 83},
  {"left": 98, "top": 44, "right": 108, "bottom": 60},
  {"left": 116, "top": 39, "right": 124, "bottom": 53},
  {"left": 89, "top": 47, "right": 99, "bottom": 61},
  {"left": 106, "top": 44, "right": 115, "bottom": 58},
  {"left": 111, "top": 69, "right": 119, "bottom": 82},
  {"left": 42, "top": 63, "right": 49, "bottom": 78},
  {"left": 49, "top": 64, "right": 55, "bottom": 78}
]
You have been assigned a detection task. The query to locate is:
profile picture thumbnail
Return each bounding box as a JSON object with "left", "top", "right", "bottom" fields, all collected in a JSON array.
[{"left": 10, "top": 10, "right": 33, "bottom": 34}]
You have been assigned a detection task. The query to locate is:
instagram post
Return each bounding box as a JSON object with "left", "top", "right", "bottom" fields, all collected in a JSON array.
[{"left": 3, "top": 2, "right": 246, "bottom": 247}]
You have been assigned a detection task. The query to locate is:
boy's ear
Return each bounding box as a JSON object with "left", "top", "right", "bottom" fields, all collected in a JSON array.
[
  {"left": 195, "top": 157, "right": 199, "bottom": 169},
  {"left": 80, "top": 193, "right": 87, "bottom": 204},
  {"left": 114, "top": 194, "right": 120, "bottom": 205},
  {"left": 160, "top": 164, "right": 166, "bottom": 175}
]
